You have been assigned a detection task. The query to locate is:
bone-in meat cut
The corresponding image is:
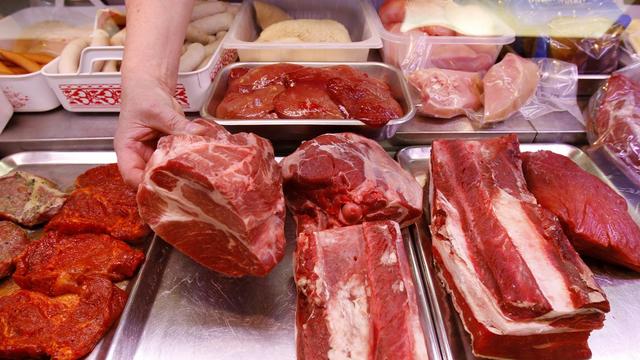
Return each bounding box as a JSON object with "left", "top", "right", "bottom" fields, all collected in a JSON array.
[
  {"left": 281, "top": 133, "right": 422, "bottom": 232},
  {"left": 430, "top": 135, "right": 609, "bottom": 359},
  {"left": 0, "top": 171, "right": 67, "bottom": 227},
  {"left": 137, "top": 119, "right": 285, "bottom": 277},
  {"left": 13, "top": 231, "right": 145, "bottom": 296},
  {"left": 523, "top": 150, "right": 640, "bottom": 272},
  {"left": 0, "top": 276, "right": 126, "bottom": 360},
  {"left": 0, "top": 221, "right": 29, "bottom": 278},
  {"left": 295, "top": 220, "right": 428, "bottom": 360}
]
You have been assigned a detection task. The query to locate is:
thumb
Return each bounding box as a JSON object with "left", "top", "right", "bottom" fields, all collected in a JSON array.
[{"left": 154, "top": 112, "right": 208, "bottom": 136}]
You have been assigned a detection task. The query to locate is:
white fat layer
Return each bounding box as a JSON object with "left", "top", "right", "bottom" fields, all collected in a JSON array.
[
  {"left": 380, "top": 249, "right": 398, "bottom": 265},
  {"left": 433, "top": 190, "right": 602, "bottom": 336},
  {"left": 326, "top": 276, "right": 372, "bottom": 360},
  {"left": 392, "top": 280, "right": 405, "bottom": 293},
  {"left": 492, "top": 189, "right": 574, "bottom": 312}
]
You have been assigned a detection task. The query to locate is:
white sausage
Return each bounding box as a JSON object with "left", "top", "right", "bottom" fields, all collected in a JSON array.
[
  {"left": 90, "top": 29, "right": 110, "bottom": 72},
  {"left": 110, "top": 28, "right": 127, "bottom": 46},
  {"left": 190, "top": 12, "right": 234, "bottom": 35},
  {"left": 186, "top": 24, "right": 209, "bottom": 45},
  {"left": 102, "top": 60, "right": 119, "bottom": 73},
  {"left": 191, "top": 1, "right": 227, "bottom": 21},
  {"left": 215, "top": 30, "right": 227, "bottom": 40},
  {"left": 197, "top": 38, "right": 222, "bottom": 70},
  {"left": 179, "top": 43, "right": 205, "bottom": 72},
  {"left": 226, "top": 4, "right": 240, "bottom": 15},
  {"left": 58, "top": 37, "right": 90, "bottom": 74}
]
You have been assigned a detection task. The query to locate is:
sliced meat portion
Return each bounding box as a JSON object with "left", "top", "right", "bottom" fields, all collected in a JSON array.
[
  {"left": 0, "top": 171, "right": 67, "bottom": 227},
  {"left": 235, "top": 63, "right": 303, "bottom": 92},
  {"left": 523, "top": 150, "right": 640, "bottom": 272},
  {"left": 430, "top": 44, "right": 495, "bottom": 72},
  {"left": 138, "top": 119, "right": 285, "bottom": 277},
  {"left": 13, "top": 231, "right": 144, "bottom": 296},
  {"left": 215, "top": 84, "right": 283, "bottom": 119},
  {"left": 0, "top": 221, "right": 28, "bottom": 279},
  {"left": 407, "top": 68, "right": 483, "bottom": 118},
  {"left": 483, "top": 53, "right": 539, "bottom": 123},
  {"left": 295, "top": 221, "right": 428, "bottom": 360},
  {"left": 0, "top": 276, "right": 126, "bottom": 360},
  {"left": 273, "top": 83, "right": 344, "bottom": 119},
  {"left": 430, "top": 135, "right": 609, "bottom": 359},
  {"left": 282, "top": 133, "right": 422, "bottom": 233},
  {"left": 46, "top": 164, "right": 150, "bottom": 243}
]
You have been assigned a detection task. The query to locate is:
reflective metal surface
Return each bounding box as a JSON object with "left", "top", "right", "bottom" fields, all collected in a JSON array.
[
  {"left": 200, "top": 62, "right": 416, "bottom": 141},
  {"left": 397, "top": 143, "right": 640, "bottom": 360}
]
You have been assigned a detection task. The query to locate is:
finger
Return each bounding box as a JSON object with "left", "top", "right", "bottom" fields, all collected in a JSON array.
[
  {"left": 114, "top": 129, "right": 147, "bottom": 187},
  {"left": 149, "top": 110, "right": 209, "bottom": 136}
]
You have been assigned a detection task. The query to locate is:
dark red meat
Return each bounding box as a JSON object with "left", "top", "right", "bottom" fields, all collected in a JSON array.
[
  {"left": 523, "top": 150, "right": 640, "bottom": 272},
  {"left": 0, "top": 221, "right": 29, "bottom": 279},
  {"left": 274, "top": 83, "right": 344, "bottom": 119}
]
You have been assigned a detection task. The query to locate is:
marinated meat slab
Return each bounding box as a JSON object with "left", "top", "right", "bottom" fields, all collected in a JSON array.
[
  {"left": 523, "top": 150, "right": 640, "bottom": 272},
  {"left": 137, "top": 119, "right": 285, "bottom": 277},
  {"left": 0, "top": 171, "right": 67, "bottom": 227},
  {"left": 13, "top": 231, "right": 144, "bottom": 296},
  {"left": 215, "top": 64, "right": 403, "bottom": 127},
  {"left": 430, "top": 135, "right": 609, "bottom": 359},
  {"left": 588, "top": 74, "right": 640, "bottom": 186},
  {"left": 0, "top": 221, "right": 29, "bottom": 278},
  {"left": 46, "top": 164, "right": 150, "bottom": 243},
  {"left": 0, "top": 276, "right": 126, "bottom": 360},
  {"left": 281, "top": 133, "right": 422, "bottom": 233},
  {"left": 295, "top": 221, "right": 427, "bottom": 360}
]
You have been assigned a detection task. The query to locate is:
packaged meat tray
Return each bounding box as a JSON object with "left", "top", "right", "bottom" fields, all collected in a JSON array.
[
  {"left": 224, "top": 0, "right": 382, "bottom": 62},
  {"left": 397, "top": 143, "right": 640, "bottom": 360},
  {"left": 200, "top": 62, "right": 416, "bottom": 141}
]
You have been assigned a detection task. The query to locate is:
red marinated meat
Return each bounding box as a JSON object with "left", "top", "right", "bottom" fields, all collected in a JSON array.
[
  {"left": 588, "top": 74, "right": 640, "bottom": 185},
  {"left": 13, "top": 231, "right": 144, "bottom": 296},
  {"left": 281, "top": 133, "right": 422, "bottom": 233},
  {"left": 215, "top": 84, "right": 283, "bottom": 119},
  {"left": 0, "top": 276, "right": 126, "bottom": 360},
  {"left": 274, "top": 83, "right": 344, "bottom": 119},
  {"left": 235, "top": 63, "right": 303, "bottom": 92},
  {"left": 0, "top": 171, "right": 67, "bottom": 227},
  {"left": 295, "top": 221, "right": 428, "bottom": 360},
  {"left": 430, "top": 135, "right": 609, "bottom": 359},
  {"left": 137, "top": 119, "right": 285, "bottom": 277},
  {"left": 523, "top": 150, "right": 640, "bottom": 272},
  {"left": 0, "top": 221, "right": 29, "bottom": 278}
]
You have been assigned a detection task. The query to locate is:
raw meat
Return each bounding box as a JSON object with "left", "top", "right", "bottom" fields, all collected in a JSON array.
[
  {"left": 137, "top": 119, "right": 285, "bottom": 277},
  {"left": 407, "top": 68, "right": 483, "bottom": 118},
  {"left": 0, "top": 221, "right": 29, "bottom": 278},
  {"left": 274, "top": 83, "right": 343, "bottom": 119},
  {"left": 295, "top": 220, "right": 428, "bottom": 360},
  {"left": 430, "top": 135, "right": 609, "bottom": 359},
  {"left": 13, "top": 231, "right": 144, "bottom": 296},
  {"left": 429, "top": 44, "right": 495, "bottom": 73},
  {"left": 483, "top": 53, "right": 539, "bottom": 123},
  {"left": 587, "top": 74, "right": 640, "bottom": 185},
  {"left": 0, "top": 276, "right": 126, "bottom": 360},
  {"left": 215, "top": 84, "right": 283, "bottom": 119},
  {"left": 281, "top": 133, "right": 422, "bottom": 232},
  {"left": 46, "top": 164, "right": 150, "bottom": 243},
  {"left": 0, "top": 171, "right": 67, "bottom": 227},
  {"left": 523, "top": 150, "right": 640, "bottom": 272}
]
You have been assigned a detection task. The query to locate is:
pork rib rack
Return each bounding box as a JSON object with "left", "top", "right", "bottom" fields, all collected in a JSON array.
[
  {"left": 430, "top": 135, "right": 609, "bottom": 360},
  {"left": 137, "top": 119, "right": 286, "bottom": 277}
]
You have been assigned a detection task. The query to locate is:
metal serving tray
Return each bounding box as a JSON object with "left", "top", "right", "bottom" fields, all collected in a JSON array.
[
  {"left": 397, "top": 143, "right": 640, "bottom": 360},
  {"left": 200, "top": 62, "right": 416, "bottom": 141}
]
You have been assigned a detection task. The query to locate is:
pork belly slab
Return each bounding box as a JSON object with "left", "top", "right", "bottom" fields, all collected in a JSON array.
[
  {"left": 295, "top": 221, "right": 427, "bottom": 360},
  {"left": 430, "top": 135, "right": 609, "bottom": 360}
]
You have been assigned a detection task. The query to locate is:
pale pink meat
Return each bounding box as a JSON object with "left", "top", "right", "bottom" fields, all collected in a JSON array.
[{"left": 408, "top": 68, "right": 483, "bottom": 118}]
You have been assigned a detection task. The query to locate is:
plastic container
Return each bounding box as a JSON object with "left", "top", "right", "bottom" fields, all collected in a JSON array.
[
  {"left": 224, "top": 0, "right": 382, "bottom": 62},
  {"left": 0, "top": 0, "right": 98, "bottom": 112},
  {"left": 368, "top": 0, "right": 514, "bottom": 71},
  {"left": 0, "top": 91, "right": 13, "bottom": 133}
]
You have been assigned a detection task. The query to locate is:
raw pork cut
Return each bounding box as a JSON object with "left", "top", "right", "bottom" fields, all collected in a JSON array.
[
  {"left": 483, "top": 53, "right": 539, "bottom": 123},
  {"left": 523, "top": 150, "right": 640, "bottom": 272},
  {"left": 137, "top": 119, "right": 285, "bottom": 277},
  {"left": 0, "top": 171, "right": 67, "bottom": 227},
  {"left": 587, "top": 73, "right": 640, "bottom": 186},
  {"left": 281, "top": 133, "right": 422, "bottom": 232},
  {"left": 430, "top": 135, "right": 609, "bottom": 359},
  {"left": 0, "top": 221, "right": 29, "bottom": 278},
  {"left": 295, "top": 220, "right": 427, "bottom": 360},
  {"left": 407, "top": 68, "right": 483, "bottom": 118}
]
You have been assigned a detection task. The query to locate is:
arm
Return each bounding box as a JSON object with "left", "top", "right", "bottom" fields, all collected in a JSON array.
[{"left": 115, "top": 0, "right": 204, "bottom": 187}]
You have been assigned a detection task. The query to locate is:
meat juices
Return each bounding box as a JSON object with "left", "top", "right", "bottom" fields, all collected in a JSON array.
[
  {"left": 295, "top": 221, "right": 428, "bottom": 360},
  {"left": 281, "top": 132, "right": 423, "bottom": 233},
  {"left": 0, "top": 171, "right": 67, "bottom": 227},
  {"left": 430, "top": 135, "right": 609, "bottom": 359},
  {"left": 523, "top": 150, "right": 640, "bottom": 272},
  {"left": 138, "top": 119, "right": 285, "bottom": 277},
  {"left": 0, "top": 221, "right": 29, "bottom": 278}
]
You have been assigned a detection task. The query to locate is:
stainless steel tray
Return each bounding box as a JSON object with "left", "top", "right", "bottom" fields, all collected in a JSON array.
[
  {"left": 200, "top": 62, "right": 416, "bottom": 141},
  {"left": 397, "top": 143, "right": 640, "bottom": 360},
  {"left": 0, "top": 151, "right": 154, "bottom": 360}
]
